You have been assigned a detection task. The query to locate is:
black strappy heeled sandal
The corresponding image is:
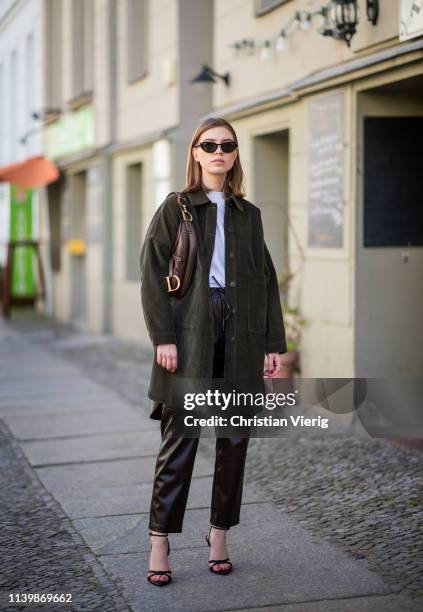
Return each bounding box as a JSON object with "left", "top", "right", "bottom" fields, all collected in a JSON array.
[
  {"left": 147, "top": 532, "right": 172, "bottom": 586},
  {"left": 205, "top": 525, "right": 233, "bottom": 575}
]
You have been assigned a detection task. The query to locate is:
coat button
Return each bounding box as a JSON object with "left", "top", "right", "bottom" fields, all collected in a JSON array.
[
  {"left": 232, "top": 308, "right": 236, "bottom": 314},
  {"left": 229, "top": 281, "right": 236, "bottom": 288},
  {"left": 230, "top": 336, "right": 235, "bottom": 342},
  {"left": 229, "top": 252, "right": 235, "bottom": 258}
]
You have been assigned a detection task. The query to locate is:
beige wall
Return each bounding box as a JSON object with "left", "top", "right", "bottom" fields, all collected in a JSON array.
[
  {"left": 116, "top": 0, "right": 179, "bottom": 141},
  {"left": 353, "top": 0, "right": 400, "bottom": 51},
  {"left": 213, "top": 0, "right": 401, "bottom": 109}
]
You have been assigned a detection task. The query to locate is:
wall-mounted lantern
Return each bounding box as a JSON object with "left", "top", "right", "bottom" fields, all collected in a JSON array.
[
  {"left": 190, "top": 64, "right": 230, "bottom": 87},
  {"left": 320, "top": 0, "right": 358, "bottom": 47}
]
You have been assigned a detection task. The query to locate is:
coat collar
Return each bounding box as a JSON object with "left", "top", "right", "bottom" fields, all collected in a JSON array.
[{"left": 187, "top": 187, "right": 244, "bottom": 212}]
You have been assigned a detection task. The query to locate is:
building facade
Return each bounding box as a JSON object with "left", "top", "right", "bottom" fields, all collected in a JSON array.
[
  {"left": 38, "top": 0, "right": 423, "bottom": 378},
  {"left": 206, "top": 0, "right": 423, "bottom": 378},
  {"left": 0, "top": 0, "right": 44, "bottom": 267},
  {"left": 41, "top": 0, "right": 214, "bottom": 335}
]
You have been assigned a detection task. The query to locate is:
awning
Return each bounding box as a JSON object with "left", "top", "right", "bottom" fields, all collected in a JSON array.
[{"left": 0, "top": 155, "right": 59, "bottom": 188}]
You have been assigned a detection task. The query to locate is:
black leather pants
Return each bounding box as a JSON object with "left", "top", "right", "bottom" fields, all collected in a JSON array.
[{"left": 148, "top": 287, "right": 250, "bottom": 533}]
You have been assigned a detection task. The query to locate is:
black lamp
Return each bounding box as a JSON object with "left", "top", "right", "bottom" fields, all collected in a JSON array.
[
  {"left": 190, "top": 64, "right": 230, "bottom": 87},
  {"left": 320, "top": 0, "right": 358, "bottom": 47},
  {"left": 366, "top": 0, "right": 379, "bottom": 25}
]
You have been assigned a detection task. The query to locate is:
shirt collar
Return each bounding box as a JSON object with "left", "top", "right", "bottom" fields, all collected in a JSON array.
[{"left": 186, "top": 187, "right": 244, "bottom": 212}]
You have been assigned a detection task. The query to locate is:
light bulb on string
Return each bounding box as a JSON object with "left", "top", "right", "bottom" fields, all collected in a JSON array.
[
  {"left": 300, "top": 12, "right": 312, "bottom": 31},
  {"left": 275, "top": 31, "right": 286, "bottom": 52},
  {"left": 260, "top": 40, "right": 272, "bottom": 61},
  {"left": 316, "top": 6, "right": 328, "bottom": 28},
  {"left": 232, "top": 41, "right": 242, "bottom": 58},
  {"left": 294, "top": 11, "right": 302, "bottom": 29},
  {"left": 246, "top": 38, "right": 256, "bottom": 56}
]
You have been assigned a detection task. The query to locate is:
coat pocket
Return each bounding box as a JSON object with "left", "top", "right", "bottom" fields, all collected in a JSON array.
[
  {"left": 247, "top": 272, "right": 267, "bottom": 334},
  {"left": 169, "top": 284, "right": 199, "bottom": 329}
]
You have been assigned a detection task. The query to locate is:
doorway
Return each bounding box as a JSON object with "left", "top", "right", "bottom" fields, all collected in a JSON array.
[
  {"left": 356, "top": 75, "right": 423, "bottom": 376},
  {"left": 253, "top": 129, "right": 290, "bottom": 288}
]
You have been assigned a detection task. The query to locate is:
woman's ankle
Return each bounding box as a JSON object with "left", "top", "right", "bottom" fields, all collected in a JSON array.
[{"left": 211, "top": 523, "right": 229, "bottom": 530}]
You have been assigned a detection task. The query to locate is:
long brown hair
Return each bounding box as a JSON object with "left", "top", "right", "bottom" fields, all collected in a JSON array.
[{"left": 180, "top": 117, "right": 246, "bottom": 198}]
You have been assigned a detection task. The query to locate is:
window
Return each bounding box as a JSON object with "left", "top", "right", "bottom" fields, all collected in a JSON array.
[
  {"left": 126, "top": 162, "right": 143, "bottom": 281},
  {"left": 45, "top": 0, "right": 62, "bottom": 111},
  {"left": 255, "top": 0, "right": 290, "bottom": 17},
  {"left": 127, "top": 0, "right": 148, "bottom": 82},
  {"left": 72, "top": 0, "right": 93, "bottom": 99}
]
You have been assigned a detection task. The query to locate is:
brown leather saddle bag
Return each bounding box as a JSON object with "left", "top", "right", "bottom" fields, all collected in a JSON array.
[{"left": 164, "top": 192, "right": 197, "bottom": 299}]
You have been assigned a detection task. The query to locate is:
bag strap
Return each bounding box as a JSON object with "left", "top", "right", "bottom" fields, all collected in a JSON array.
[{"left": 171, "top": 191, "right": 193, "bottom": 222}]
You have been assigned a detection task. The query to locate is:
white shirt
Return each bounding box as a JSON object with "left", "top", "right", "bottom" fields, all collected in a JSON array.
[{"left": 207, "top": 190, "right": 226, "bottom": 288}]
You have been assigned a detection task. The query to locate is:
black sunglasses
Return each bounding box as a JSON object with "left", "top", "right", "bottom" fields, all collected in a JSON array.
[{"left": 194, "top": 140, "right": 238, "bottom": 154}]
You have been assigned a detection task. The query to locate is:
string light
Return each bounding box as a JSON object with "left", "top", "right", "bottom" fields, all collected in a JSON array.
[
  {"left": 229, "top": 1, "right": 362, "bottom": 59},
  {"left": 317, "top": 6, "right": 329, "bottom": 28},
  {"left": 294, "top": 11, "right": 302, "bottom": 28},
  {"left": 275, "top": 31, "right": 286, "bottom": 52},
  {"left": 260, "top": 40, "right": 272, "bottom": 61},
  {"left": 300, "top": 12, "right": 312, "bottom": 31}
]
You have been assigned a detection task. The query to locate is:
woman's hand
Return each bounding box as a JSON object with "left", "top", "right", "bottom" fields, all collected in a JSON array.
[
  {"left": 264, "top": 353, "right": 281, "bottom": 378},
  {"left": 156, "top": 344, "right": 178, "bottom": 373}
]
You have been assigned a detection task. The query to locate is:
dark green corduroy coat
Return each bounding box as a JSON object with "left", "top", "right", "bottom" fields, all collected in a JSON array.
[{"left": 140, "top": 188, "right": 287, "bottom": 420}]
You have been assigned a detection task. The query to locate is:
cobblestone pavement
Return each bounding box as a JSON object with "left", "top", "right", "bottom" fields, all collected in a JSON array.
[
  {"left": 0, "top": 421, "right": 128, "bottom": 612},
  {"left": 243, "top": 435, "right": 423, "bottom": 603},
  {"left": 6, "top": 310, "right": 423, "bottom": 608}
]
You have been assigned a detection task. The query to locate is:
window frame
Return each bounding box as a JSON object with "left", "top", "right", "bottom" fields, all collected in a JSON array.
[
  {"left": 254, "top": 0, "right": 290, "bottom": 18},
  {"left": 71, "top": 0, "right": 94, "bottom": 101},
  {"left": 127, "top": 0, "right": 149, "bottom": 84}
]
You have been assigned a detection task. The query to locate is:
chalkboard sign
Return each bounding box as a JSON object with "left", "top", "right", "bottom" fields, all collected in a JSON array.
[
  {"left": 364, "top": 117, "right": 423, "bottom": 247},
  {"left": 308, "top": 91, "right": 345, "bottom": 248}
]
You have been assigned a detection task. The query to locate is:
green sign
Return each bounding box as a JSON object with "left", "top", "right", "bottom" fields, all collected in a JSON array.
[
  {"left": 10, "top": 184, "right": 35, "bottom": 297},
  {"left": 44, "top": 105, "right": 95, "bottom": 160}
]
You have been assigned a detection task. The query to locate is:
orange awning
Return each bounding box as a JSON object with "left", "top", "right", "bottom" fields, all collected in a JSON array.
[{"left": 0, "top": 155, "right": 59, "bottom": 188}]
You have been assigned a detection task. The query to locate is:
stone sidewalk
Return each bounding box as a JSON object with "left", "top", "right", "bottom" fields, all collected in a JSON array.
[{"left": 0, "top": 313, "right": 420, "bottom": 612}]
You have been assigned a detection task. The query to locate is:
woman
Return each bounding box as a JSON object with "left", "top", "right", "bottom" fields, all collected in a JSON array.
[{"left": 140, "top": 117, "right": 287, "bottom": 585}]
